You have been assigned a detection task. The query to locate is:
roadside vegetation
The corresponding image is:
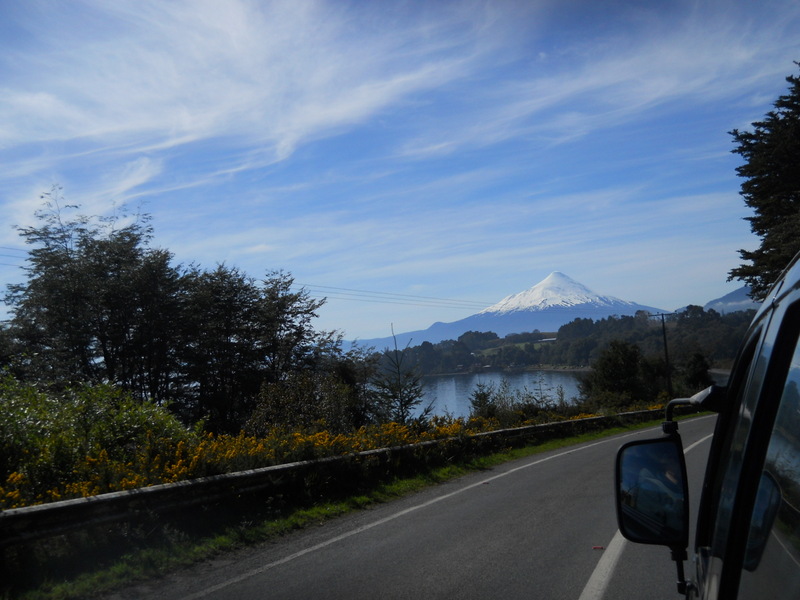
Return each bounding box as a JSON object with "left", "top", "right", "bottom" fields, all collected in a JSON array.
[
  {"left": 2, "top": 415, "right": 674, "bottom": 600},
  {"left": 0, "top": 372, "right": 614, "bottom": 511}
]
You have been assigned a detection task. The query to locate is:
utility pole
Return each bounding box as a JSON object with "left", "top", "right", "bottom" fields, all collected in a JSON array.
[{"left": 651, "top": 313, "right": 675, "bottom": 398}]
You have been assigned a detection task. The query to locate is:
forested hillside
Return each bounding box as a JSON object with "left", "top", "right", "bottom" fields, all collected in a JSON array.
[{"left": 390, "top": 307, "right": 755, "bottom": 376}]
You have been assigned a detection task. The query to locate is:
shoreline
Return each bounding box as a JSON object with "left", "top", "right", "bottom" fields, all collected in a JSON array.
[{"left": 423, "top": 365, "right": 590, "bottom": 378}]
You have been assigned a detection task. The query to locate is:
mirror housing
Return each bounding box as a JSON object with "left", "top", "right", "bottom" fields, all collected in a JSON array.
[
  {"left": 663, "top": 385, "right": 726, "bottom": 434},
  {"left": 615, "top": 435, "right": 689, "bottom": 549}
]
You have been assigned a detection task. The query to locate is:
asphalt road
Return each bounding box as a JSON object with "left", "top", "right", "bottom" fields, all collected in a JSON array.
[{"left": 109, "top": 415, "right": 716, "bottom": 600}]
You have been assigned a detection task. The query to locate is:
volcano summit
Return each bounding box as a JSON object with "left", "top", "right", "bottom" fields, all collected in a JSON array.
[{"left": 356, "top": 272, "right": 666, "bottom": 349}]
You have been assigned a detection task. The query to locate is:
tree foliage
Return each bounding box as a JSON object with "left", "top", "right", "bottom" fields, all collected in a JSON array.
[
  {"left": 468, "top": 378, "right": 569, "bottom": 427},
  {"left": 391, "top": 309, "right": 752, "bottom": 377},
  {"left": 2, "top": 191, "right": 367, "bottom": 433},
  {"left": 371, "top": 335, "right": 431, "bottom": 425},
  {"left": 246, "top": 347, "right": 377, "bottom": 435},
  {"left": 578, "top": 340, "right": 667, "bottom": 409},
  {"left": 729, "top": 64, "right": 800, "bottom": 299},
  {"left": 5, "top": 187, "right": 182, "bottom": 395}
]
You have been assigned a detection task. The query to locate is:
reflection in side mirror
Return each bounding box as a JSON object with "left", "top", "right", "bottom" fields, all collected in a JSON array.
[{"left": 615, "top": 436, "right": 689, "bottom": 548}]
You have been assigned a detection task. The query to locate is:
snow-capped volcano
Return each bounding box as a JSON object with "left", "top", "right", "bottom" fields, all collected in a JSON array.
[
  {"left": 481, "top": 272, "right": 634, "bottom": 313},
  {"left": 355, "top": 272, "right": 666, "bottom": 349}
]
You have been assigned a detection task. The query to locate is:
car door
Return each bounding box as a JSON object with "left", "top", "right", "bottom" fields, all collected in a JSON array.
[
  {"left": 736, "top": 296, "right": 800, "bottom": 598},
  {"left": 694, "top": 280, "right": 800, "bottom": 598}
]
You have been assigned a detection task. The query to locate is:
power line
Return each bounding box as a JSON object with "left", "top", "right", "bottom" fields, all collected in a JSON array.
[
  {"left": 299, "top": 291, "right": 488, "bottom": 310},
  {"left": 295, "top": 282, "right": 669, "bottom": 318},
  {"left": 292, "top": 283, "right": 493, "bottom": 311},
  {"left": 0, "top": 248, "right": 27, "bottom": 268},
  {"left": 303, "top": 292, "right": 483, "bottom": 310},
  {"left": 295, "top": 283, "right": 490, "bottom": 305}
]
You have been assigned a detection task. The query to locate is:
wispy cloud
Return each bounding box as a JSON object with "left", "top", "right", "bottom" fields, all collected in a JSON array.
[
  {"left": 398, "top": 0, "right": 800, "bottom": 158},
  {"left": 2, "top": 1, "right": 488, "bottom": 165},
  {"left": 1, "top": 0, "right": 798, "bottom": 338}
]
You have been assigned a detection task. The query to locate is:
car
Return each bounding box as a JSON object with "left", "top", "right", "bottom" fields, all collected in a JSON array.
[{"left": 614, "top": 253, "right": 800, "bottom": 599}]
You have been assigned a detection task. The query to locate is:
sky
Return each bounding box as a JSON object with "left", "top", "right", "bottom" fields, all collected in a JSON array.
[{"left": 1, "top": 0, "right": 799, "bottom": 341}]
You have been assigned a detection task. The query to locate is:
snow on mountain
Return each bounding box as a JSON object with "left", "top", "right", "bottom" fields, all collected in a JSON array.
[
  {"left": 479, "top": 272, "right": 636, "bottom": 314},
  {"left": 354, "top": 272, "right": 665, "bottom": 350},
  {"left": 703, "top": 286, "right": 760, "bottom": 314}
]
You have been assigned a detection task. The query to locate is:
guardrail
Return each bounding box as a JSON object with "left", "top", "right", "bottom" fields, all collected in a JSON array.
[{"left": 0, "top": 409, "right": 666, "bottom": 548}]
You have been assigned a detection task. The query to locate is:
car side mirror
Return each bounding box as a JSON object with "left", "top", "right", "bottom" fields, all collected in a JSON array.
[{"left": 615, "top": 436, "right": 689, "bottom": 549}]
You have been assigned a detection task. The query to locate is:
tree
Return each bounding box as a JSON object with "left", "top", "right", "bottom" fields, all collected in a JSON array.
[
  {"left": 5, "top": 191, "right": 346, "bottom": 433},
  {"left": 5, "top": 188, "right": 99, "bottom": 383},
  {"left": 178, "top": 265, "right": 265, "bottom": 430},
  {"left": 371, "top": 333, "right": 430, "bottom": 425},
  {"left": 256, "top": 270, "right": 331, "bottom": 383},
  {"left": 168, "top": 267, "right": 340, "bottom": 432},
  {"left": 729, "top": 64, "right": 800, "bottom": 299},
  {"left": 5, "top": 188, "right": 183, "bottom": 399},
  {"left": 457, "top": 331, "right": 499, "bottom": 351},
  {"left": 580, "top": 340, "right": 644, "bottom": 404},
  {"left": 414, "top": 341, "right": 441, "bottom": 373},
  {"left": 578, "top": 340, "right": 667, "bottom": 409},
  {"left": 246, "top": 342, "right": 378, "bottom": 435},
  {"left": 681, "top": 352, "right": 714, "bottom": 392}
]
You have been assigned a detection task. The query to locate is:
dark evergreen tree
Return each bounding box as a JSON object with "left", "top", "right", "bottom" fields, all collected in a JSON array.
[
  {"left": 257, "top": 270, "right": 330, "bottom": 383},
  {"left": 4, "top": 191, "right": 347, "bottom": 433},
  {"left": 5, "top": 188, "right": 183, "bottom": 399},
  {"left": 729, "top": 64, "right": 800, "bottom": 299},
  {"left": 579, "top": 340, "right": 646, "bottom": 407},
  {"left": 457, "top": 330, "right": 499, "bottom": 351},
  {"left": 371, "top": 334, "right": 430, "bottom": 425},
  {"left": 179, "top": 265, "right": 264, "bottom": 430},
  {"left": 682, "top": 352, "right": 714, "bottom": 391},
  {"left": 247, "top": 342, "right": 377, "bottom": 435}
]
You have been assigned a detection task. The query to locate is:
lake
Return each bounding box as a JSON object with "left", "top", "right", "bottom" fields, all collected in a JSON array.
[{"left": 420, "top": 369, "right": 583, "bottom": 419}]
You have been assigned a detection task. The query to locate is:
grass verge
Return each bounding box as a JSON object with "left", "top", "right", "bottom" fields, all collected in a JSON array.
[{"left": 4, "top": 417, "right": 676, "bottom": 600}]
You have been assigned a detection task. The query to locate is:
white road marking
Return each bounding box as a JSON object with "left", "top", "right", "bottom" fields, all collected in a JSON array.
[
  {"left": 577, "top": 425, "right": 715, "bottom": 600},
  {"left": 178, "top": 428, "right": 655, "bottom": 600},
  {"left": 578, "top": 530, "right": 627, "bottom": 600},
  {"left": 684, "top": 433, "right": 714, "bottom": 454},
  {"left": 772, "top": 529, "right": 800, "bottom": 570}
]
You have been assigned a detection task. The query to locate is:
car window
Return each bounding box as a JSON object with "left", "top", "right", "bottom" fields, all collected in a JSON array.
[
  {"left": 702, "top": 300, "right": 800, "bottom": 598},
  {"left": 694, "top": 332, "right": 760, "bottom": 560},
  {"left": 708, "top": 330, "right": 768, "bottom": 560},
  {"left": 738, "top": 327, "right": 800, "bottom": 599}
]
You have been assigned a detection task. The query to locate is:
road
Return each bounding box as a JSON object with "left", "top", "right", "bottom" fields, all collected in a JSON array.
[{"left": 108, "top": 415, "right": 716, "bottom": 600}]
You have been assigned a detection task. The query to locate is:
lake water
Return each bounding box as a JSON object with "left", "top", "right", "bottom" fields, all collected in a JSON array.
[{"left": 420, "top": 370, "right": 583, "bottom": 419}]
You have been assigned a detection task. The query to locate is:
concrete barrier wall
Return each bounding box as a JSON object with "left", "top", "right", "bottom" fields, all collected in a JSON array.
[{"left": 0, "top": 409, "right": 666, "bottom": 547}]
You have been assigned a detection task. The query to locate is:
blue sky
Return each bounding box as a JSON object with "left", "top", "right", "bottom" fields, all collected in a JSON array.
[{"left": 1, "top": 0, "right": 799, "bottom": 341}]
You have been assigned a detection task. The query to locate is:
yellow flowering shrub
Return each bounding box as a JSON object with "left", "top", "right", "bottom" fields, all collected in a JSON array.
[
  {"left": 0, "top": 375, "right": 630, "bottom": 510},
  {"left": 0, "top": 405, "right": 488, "bottom": 509}
]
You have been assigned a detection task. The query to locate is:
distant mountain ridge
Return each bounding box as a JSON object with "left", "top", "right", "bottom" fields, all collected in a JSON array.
[
  {"left": 355, "top": 272, "right": 665, "bottom": 350},
  {"left": 703, "top": 286, "right": 760, "bottom": 314}
]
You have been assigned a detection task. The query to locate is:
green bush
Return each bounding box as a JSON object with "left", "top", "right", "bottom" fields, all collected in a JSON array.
[{"left": 0, "top": 376, "right": 191, "bottom": 506}]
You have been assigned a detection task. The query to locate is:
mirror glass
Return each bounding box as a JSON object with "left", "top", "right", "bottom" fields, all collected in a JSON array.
[{"left": 616, "top": 437, "right": 688, "bottom": 547}]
